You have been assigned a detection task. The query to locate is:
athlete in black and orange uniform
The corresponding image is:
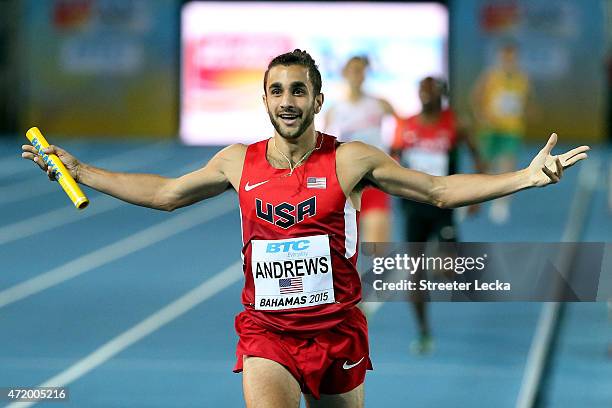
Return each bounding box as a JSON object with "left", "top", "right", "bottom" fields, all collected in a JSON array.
[
  {"left": 23, "top": 50, "right": 588, "bottom": 407},
  {"left": 392, "top": 77, "right": 485, "bottom": 354}
]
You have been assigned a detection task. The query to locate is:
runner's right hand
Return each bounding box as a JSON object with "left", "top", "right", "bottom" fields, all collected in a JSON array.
[{"left": 21, "top": 144, "right": 81, "bottom": 182}]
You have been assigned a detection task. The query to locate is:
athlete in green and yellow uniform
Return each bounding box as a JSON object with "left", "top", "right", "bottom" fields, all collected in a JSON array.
[{"left": 472, "top": 43, "right": 532, "bottom": 223}]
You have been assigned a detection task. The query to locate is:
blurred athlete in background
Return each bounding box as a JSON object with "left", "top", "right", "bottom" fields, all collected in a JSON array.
[
  {"left": 471, "top": 42, "right": 533, "bottom": 224},
  {"left": 392, "top": 77, "right": 486, "bottom": 354},
  {"left": 325, "top": 56, "right": 396, "bottom": 243}
]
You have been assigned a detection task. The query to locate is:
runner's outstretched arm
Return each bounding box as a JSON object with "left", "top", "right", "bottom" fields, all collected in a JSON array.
[
  {"left": 21, "top": 143, "right": 246, "bottom": 211},
  {"left": 347, "top": 133, "right": 589, "bottom": 209}
]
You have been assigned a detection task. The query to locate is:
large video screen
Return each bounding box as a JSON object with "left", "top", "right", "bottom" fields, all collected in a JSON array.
[{"left": 181, "top": 2, "right": 448, "bottom": 145}]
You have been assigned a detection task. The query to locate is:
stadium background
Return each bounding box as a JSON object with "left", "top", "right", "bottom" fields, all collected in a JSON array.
[{"left": 0, "top": 0, "right": 610, "bottom": 407}]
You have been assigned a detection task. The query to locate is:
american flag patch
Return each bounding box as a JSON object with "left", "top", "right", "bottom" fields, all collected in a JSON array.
[
  {"left": 307, "top": 177, "right": 326, "bottom": 189},
  {"left": 279, "top": 277, "right": 303, "bottom": 294}
]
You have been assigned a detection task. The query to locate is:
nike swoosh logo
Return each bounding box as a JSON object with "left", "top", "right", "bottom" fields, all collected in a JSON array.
[
  {"left": 244, "top": 180, "right": 269, "bottom": 192},
  {"left": 342, "top": 357, "right": 365, "bottom": 370}
]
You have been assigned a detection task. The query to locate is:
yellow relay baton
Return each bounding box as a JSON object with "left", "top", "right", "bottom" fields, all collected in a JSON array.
[{"left": 26, "top": 127, "right": 89, "bottom": 210}]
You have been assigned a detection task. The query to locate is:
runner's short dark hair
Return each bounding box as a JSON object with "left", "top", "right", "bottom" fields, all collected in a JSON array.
[
  {"left": 264, "top": 49, "right": 322, "bottom": 95},
  {"left": 345, "top": 55, "right": 370, "bottom": 69},
  {"left": 421, "top": 76, "right": 449, "bottom": 97}
]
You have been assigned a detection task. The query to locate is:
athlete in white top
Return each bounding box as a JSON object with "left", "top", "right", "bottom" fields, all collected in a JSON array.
[{"left": 325, "top": 56, "right": 395, "bottom": 243}]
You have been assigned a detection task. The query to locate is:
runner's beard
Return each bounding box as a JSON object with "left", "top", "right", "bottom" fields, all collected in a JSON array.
[{"left": 268, "top": 104, "right": 316, "bottom": 140}]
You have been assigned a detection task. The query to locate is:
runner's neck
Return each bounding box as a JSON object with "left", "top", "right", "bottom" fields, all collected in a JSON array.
[
  {"left": 347, "top": 87, "right": 364, "bottom": 103},
  {"left": 268, "top": 131, "right": 321, "bottom": 172},
  {"left": 419, "top": 109, "right": 442, "bottom": 124}
]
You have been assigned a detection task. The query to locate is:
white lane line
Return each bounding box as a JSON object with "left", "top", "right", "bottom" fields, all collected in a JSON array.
[
  {"left": 0, "top": 195, "right": 118, "bottom": 246},
  {"left": 0, "top": 194, "right": 236, "bottom": 309},
  {"left": 515, "top": 158, "right": 600, "bottom": 408},
  {"left": 0, "top": 142, "right": 172, "bottom": 206},
  {"left": 0, "top": 357, "right": 232, "bottom": 373},
  {"left": 89, "top": 141, "right": 172, "bottom": 169},
  {"left": 0, "top": 357, "right": 518, "bottom": 377},
  {"left": 0, "top": 160, "right": 206, "bottom": 246},
  {"left": 4, "top": 260, "right": 243, "bottom": 408},
  {"left": 359, "top": 296, "right": 384, "bottom": 317}
]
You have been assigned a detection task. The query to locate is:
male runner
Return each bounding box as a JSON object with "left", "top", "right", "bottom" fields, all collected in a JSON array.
[
  {"left": 325, "top": 56, "right": 395, "bottom": 243},
  {"left": 23, "top": 50, "right": 588, "bottom": 408},
  {"left": 391, "top": 77, "right": 485, "bottom": 354}
]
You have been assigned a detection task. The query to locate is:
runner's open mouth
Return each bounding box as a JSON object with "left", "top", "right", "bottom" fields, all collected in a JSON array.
[{"left": 279, "top": 113, "right": 301, "bottom": 125}]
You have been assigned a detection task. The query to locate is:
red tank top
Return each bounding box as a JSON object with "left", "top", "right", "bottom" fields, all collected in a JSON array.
[
  {"left": 392, "top": 109, "right": 458, "bottom": 152},
  {"left": 392, "top": 109, "right": 459, "bottom": 176},
  {"left": 238, "top": 133, "right": 361, "bottom": 336}
]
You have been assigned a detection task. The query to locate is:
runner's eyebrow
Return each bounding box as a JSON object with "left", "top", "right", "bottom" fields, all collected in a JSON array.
[{"left": 268, "top": 82, "right": 308, "bottom": 91}]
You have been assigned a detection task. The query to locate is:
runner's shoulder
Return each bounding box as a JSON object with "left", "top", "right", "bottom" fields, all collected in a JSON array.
[
  {"left": 376, "top": 97, "right": 395, "bottom": 115},
  {"left": 336, "top": 140, "right": 386, "bottom": 166},
  {"left": 337, "top": 140, "right": 377, "bottom": 153},
  {"left": 211, "top": 143, "right": 247, "bottom": 172},
  {"left": 217, "top": 143, "right": 247, "bottom": 161}
]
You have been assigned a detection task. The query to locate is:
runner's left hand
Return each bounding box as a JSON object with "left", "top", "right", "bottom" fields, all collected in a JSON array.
[{"left": 527, "top": 133, "right": 589, "bottom": 187}]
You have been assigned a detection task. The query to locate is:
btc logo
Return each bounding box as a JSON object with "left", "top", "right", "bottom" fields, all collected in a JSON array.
[{"left": 266, "top": 239, "right": 310, "bottom": 253}]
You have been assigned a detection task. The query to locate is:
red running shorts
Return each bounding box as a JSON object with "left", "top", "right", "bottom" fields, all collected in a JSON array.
[
  {"left": 233, "top": 307, "right": 372, "bottom": 399},
  {"left": 361, "top": 187, "right": 390, "bottom": 213}
]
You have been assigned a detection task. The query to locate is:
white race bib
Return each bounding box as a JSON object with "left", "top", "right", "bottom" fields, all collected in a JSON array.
[
  {"left": 251, "top": 235, "right": 335, "bottom": 311},
  {"left": 403, "top": 148, "right": 449, "bottom": 176},
  {"left": 493, "top": 91, "right": 522, "bottom": 117}
]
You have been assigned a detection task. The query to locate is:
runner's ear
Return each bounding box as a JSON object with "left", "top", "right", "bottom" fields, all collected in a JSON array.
[{"left": 315, "top": 93, "right": 324, "bottom": 114}]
